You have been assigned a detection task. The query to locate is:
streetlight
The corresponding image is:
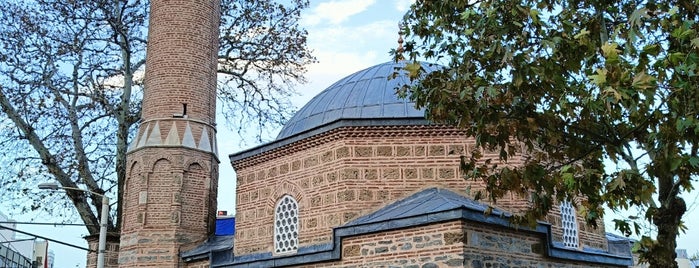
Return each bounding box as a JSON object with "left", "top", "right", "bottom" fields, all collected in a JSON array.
[{"left": 38, "top": 182, "right": 109, "bottom": 268}]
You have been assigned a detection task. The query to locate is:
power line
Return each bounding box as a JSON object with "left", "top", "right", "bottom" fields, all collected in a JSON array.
[
  {"left": 0, "top": 225, "right": 93, "bottom": 252},
  {"left": 0, "top": 238, "right": 35, "bottom": 244},
  {"left": 0, "top": 221, "right": 90, "bottom": 226},
  {"left": 0, "top": 225, "right": 21, "bottom": 254}
]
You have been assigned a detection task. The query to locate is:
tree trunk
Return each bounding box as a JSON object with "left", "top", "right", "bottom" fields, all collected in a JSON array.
[{"left": 649, "top": 180, "right": 686, "bottom": 268}]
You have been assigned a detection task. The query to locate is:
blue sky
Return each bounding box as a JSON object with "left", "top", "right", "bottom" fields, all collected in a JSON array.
[{"left": 11, "top": 0, "right": 699, "bottom": 267}]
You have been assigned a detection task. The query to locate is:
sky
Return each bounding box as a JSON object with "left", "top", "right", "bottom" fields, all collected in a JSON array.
[{"left": 7, "top": 0, "right": 699, "bottom": 267}]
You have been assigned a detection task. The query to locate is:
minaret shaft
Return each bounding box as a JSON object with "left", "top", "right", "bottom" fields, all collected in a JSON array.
[{"left": 119, "top": 1, "right": 220, "bottom": 267}]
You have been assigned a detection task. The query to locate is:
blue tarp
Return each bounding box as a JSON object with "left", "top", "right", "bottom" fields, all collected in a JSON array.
[{"left": 216, "top": 217, "right": 235, "bottom": 235}]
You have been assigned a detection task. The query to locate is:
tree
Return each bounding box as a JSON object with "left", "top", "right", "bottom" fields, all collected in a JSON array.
[
  {"left": 397, "top": 0, "right": 698, "bottom": 267},
  {"left": 0, "top": 0, "right": 313, "bottom": 239}
]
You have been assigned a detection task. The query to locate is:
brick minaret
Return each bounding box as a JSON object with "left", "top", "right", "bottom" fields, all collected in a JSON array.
[{"left": 118, "top": 0, "right": 220, "bottom": 267}]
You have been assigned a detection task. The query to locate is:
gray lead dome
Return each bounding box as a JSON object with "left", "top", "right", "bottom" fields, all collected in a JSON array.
[{"left": 276, "top": 61, "right": 440, "bottom": 140}]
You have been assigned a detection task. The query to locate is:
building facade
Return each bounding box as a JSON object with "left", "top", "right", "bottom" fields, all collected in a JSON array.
[
  {"left": 182, "top": 61, "right": 634, "bottom": 267},
  {"left": 0, "top": 212, "right": 53, "bottom": 268}
]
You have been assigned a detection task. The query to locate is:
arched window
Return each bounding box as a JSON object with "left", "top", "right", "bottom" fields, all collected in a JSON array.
[
  {"left": 560, "top": 201, "right": 579, "bottom": 248},
  {"left": 274, "top": 195, "right": 299, "bottom": 254}
]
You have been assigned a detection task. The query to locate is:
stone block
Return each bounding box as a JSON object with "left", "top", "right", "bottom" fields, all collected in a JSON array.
[
  {"left": 438, "top": 168, "right": 455, "bottom": 179},
  {"left": 337, "top": 189, "right": 356, "bottom": 202},
  {"left": 321, "top": 150, "right": 334, "bottom": 162},
  {"left": 404, "top": 168, "right": 418, "bottom": 180},
  {"left": 448, "top": 144, "right": 465, "bottom": 155},
  {"left": 304, "top": 155, "right": 319, "bottom": 168},
  {"left": 291, "top": 160, "right": 301, "bottom": 171},
  {"left": 364, "top": 169, "right": 378, "bottom": 180},
  {"left": 358, "top": 189, "right": 373, "bottom": 201},
  {"left": 396, "top": 146, "right": 411, "bottom": 156},
  {"left": 343, "top": 245, "right": 361, "bottom": 257},
  {"left": 421, "top": 168, "right": 434, "bottom": 179},
  {"left": 267, "top": 167, "right": 278, "bottom": 177},
  {"left": 326, "top": 171, "right": 337, "bottom": 183},
  {"left": 382, "top": 168, "right": 399, "bottom": 180},
  {"left": 376, "top": 146, "right": 393, "bottom": 156},
  {"left": 279, "top": 163, "right": 289, "bottom": 174},
  {"left": 429, "top": 145, "right": 445, "bottom": 156},
  {"left": 341, "top": 168, "right": 359, "bottom": 180},
  {"left": 354, "top": 146, "right": 373, "bottom": 157},
  {"left": 414, "top": 145, "right": 426, "bottom": 156},
  {"left": 312, "top": 175, "right": 324, "bottom": 187},
  {"left": 336, "top": 147, "right": 350, "bottom": 158},
  {"left": 444, "top": 232, "right": 464, "bottom": 245}
]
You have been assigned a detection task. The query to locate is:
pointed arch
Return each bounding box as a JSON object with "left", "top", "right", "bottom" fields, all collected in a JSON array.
[{"left": 267, "top": 181, "right": 303, "bottom": 209}]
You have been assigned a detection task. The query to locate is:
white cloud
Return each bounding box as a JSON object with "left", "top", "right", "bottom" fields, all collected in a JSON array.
[
  {"left": 303, "top": 0, "right": 376, "bottom": 26},
  {"left": 293, "top": 19, "right": 401, "bottom": 105},
  {"left": 308, "top": 20, "right": 399, "bottom": 55},
  {"left": 394, "top": 0, "right": 414, "bottom": 12}
]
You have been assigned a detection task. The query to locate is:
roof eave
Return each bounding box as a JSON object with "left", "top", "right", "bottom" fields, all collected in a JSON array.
[{"left": 228, "top": 117, "right": 430, "bottom": 164}]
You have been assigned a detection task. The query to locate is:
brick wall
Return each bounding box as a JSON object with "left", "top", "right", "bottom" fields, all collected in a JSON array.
[
  {"left": 303, "top": 221, "right": 465, "bottom": 268},
  {"left": 119, "top": 0, "right": 220, "bottom": 265},
  {"left": 86, "top": 235, "right": 120, "bottom": 268},
  {"left": 141, "top": 0, "right": 219, "bottom": 122},
  {"left": 232, "top": 125, "right": 608, "bottom": 257},
  {"left": 289, "top": 220, "right": 618, "bottom": 268},
  {"left": 120, "top": 149, "right": 218, "bottom": 267}
]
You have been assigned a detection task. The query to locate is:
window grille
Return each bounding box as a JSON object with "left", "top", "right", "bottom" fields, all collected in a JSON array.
[
  {"left": 274, "top": 195, "right": 299, "bottom": 254},
  {"left": 560, "top": 201, "right": 579, "bottom": 248}
]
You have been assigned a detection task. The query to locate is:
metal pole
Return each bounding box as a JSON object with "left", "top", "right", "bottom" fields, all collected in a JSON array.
[{"left": 97, "top": 194, "right": 109, "bottom": 268}]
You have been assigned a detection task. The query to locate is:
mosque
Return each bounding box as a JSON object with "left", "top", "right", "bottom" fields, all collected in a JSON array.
[
  {"left": 117, "top": 0, "right": 635, "bottom": 267},
  {"left": 181, "top": 61, "right": 635, "bottom": 267}
]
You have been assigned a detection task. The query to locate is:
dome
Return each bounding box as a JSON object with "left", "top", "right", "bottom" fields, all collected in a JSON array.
[{"left": 276, "top": 61, "right": 440, "bottom": 140}]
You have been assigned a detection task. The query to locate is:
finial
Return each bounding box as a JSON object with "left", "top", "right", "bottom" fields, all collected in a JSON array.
[{"left": 396, "top": 23, "right": 405, "bottom": 61}]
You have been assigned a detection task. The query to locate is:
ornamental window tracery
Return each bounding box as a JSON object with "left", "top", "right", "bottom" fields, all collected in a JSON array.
[
  {"left": 274, "top": 195, "right": 299, "bottom": 254},
  {"left": 560, "top": 200, "right": 579, "bottom": 248}
]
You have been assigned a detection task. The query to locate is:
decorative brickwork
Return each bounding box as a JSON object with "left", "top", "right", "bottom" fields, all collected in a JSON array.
[
  {"left": 280, "top": 220, "right": 620, "bottom": 268},
  {"left": 231, "top": 126, "right": 609, "bottom": 257},
  {"left": 119, "top": 0, "right": 220, "bottom": 266}
]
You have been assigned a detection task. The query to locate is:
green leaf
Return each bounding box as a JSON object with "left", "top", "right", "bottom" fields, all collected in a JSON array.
[
  {"left": 601, "top": 43, "right": 620, "bottom": 60},
  {"left": 529, "top": 9, "right": 540, "bottom": 24},
  {"left": 629, "top": 8, "right": 649, "bottom": 28},
  {"left": 563, "top": 173, "right": 575, "bottom": 188},
  {"left": 574, "top": 29, "right": 590, "bottom": 39},
  {"left": 404, "top": 62, "right": 422, "bottom": 79},
  {"left": 689, "top": 157, "right": 699, "bottom": 168},
  {"left": 589, "top": 68, "right": 608, "bottom": 85},
  {"left": 632, "top": 71, "right": 655, "bottom": 89},
  {"left": 611, "top": 175, "right": 626, "bottom": 190},
  {"left": 669, "top": 52, "right": 686, "bottom": 65},
  {"left": 691, "top": 38, "right": 699, "bottom": 49},
  {"left": 642, "top": 44, "right": 661, "bottom": 56}
]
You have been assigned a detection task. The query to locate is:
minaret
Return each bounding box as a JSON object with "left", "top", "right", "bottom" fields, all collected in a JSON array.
[{"left": 118, "top": 0, "right": 220, "bottom": 266}]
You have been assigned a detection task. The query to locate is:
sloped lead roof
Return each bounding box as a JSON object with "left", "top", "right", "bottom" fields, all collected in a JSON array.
[
  {"left": 275, "top": 61, "right": 441, "bottom": 140},
  {"left": 345, "top": 187, "right": 508, "bottom": 227}
]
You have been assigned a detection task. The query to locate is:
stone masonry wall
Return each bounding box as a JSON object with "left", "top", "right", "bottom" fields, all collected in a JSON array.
[
  {"left": 297, "top": 221, "right": 466, "bottom": 268},
  {"left": 86, "top": 236, "right": 120, "bottom": 268},
  {"left": 232, "top": 126, "right": 609, "bottom": 257},
  {"left": 291, "top": 220, "right": 620, "bottom": 268}
]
